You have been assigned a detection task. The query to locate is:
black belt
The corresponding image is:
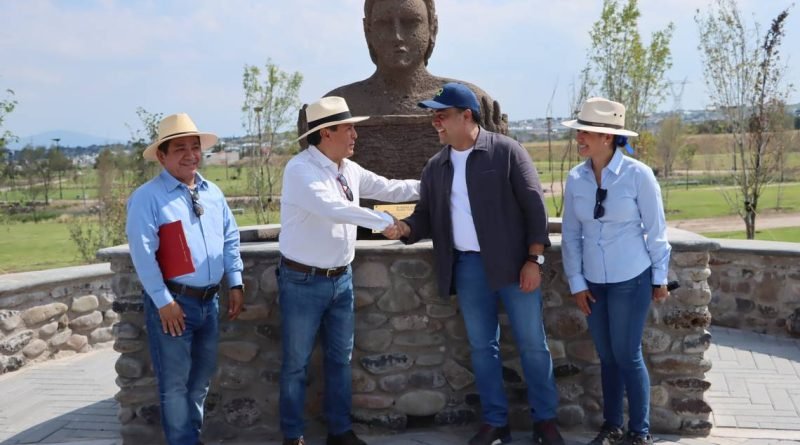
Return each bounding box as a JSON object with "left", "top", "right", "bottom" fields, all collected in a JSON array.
[
  {"left": 281, "top": 257, "right": 348, "bottom": 278},
  {"left": 165, "top": 282, "right": 220, "bottom": 300}
]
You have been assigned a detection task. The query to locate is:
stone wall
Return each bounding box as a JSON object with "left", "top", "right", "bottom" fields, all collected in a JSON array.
[
  {"left": 708, "top": 239, "right": 800, "bottom": 337},
  {"left": 100, "top": 227, "right": 717, "bottom": 444},
  {"left": 0, "top": 263, "right": 117, "bottom": 374}
]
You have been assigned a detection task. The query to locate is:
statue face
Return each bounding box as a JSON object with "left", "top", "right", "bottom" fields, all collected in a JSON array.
[{"left": 367, "top": 0, "right": 430, "bottom": 70}]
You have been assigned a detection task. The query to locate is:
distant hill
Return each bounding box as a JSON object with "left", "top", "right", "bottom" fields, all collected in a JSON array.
[{"left": 9, "top": 130, "right": 123, "bottom": 150}]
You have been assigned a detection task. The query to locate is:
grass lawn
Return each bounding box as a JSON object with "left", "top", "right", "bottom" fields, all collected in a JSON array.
[
  {"left": 0, "top": 221, "right": 80, "bottom": 274},
  {"left": 702, "top": 226, "right": 800, "bottom": 243},
  {"left": 2, "top": 160, "right": 799, "bottom": 273},
  {"left": 661, "top": 183, "right": 800, "bottom": 220},
  {"left": 0, "top": 208, "right": 277, "bottom": 273}
]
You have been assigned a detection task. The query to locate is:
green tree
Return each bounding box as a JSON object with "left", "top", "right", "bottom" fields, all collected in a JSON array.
[
  {"left": 125, "top": 107, "right": 162, "bottom": 188},
  {"left": 241, "top": 60, "right": 303, "bottom": 223},
  {"left": 68, "top": 147, "right": 128, "bottom": 262},
  {"left": 0, "top": 89, "right": 18, "bottom": 187},
  {"left": 551, "top": 66, "right": 592, "bottom": 217},
  {"left": 587, "top": 0, "right": 674, "bottom": 161},
  {"left": 696, "top": 0, "right": 793, "bottom": 238},
  {"left": 69, "top": 108, "right": 161, "bottom": 262},
  {"left": 678, "top": 143, "right": 698, "bottom": 191},
  {"left": 0, "top": 89, "right": 16, "bottom": 150},
  {"left": 17, "top": 146, "right": 55, "bottom": 205},
  {"left": 655, "top": 114, "right": 687, "bottom": 179}
]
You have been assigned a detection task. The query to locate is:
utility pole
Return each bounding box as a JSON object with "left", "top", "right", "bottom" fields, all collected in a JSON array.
[
  {"left": 52, "top": 138, "right": 62, "bottom": 200},
  {"left": 221, "top": 140, "right": 228, "bottom": 181}
]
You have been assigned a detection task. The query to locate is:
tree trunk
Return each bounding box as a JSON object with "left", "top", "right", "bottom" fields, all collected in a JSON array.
[{"left": 745, "top": 210, "right": 756, "bottom": 239}]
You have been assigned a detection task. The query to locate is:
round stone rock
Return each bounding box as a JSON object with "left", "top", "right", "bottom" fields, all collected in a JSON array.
[{"left": 395, "top": 390, "right": 447, "bottom": 416}]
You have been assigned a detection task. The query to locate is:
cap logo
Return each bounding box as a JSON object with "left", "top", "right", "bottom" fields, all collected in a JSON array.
[{"left": 435, "top": 88, "right": 444, "bottom": 97}]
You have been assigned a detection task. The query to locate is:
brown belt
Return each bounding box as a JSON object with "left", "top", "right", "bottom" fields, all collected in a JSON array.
[
  {"left": 281, "top": 257, "right": 348, "bottom": 278},
  {"left": 165, "top": 281, "right": 220, "bottom": 300}
]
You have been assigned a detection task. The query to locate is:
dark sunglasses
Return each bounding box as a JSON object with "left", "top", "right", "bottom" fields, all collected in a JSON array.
[
  {"left": 189, "top": 187, "right": 204, "bottom": 217},
  {"left": 594, "top": 187, "right": 607, "bottom": 219},
  {"left": 336, "top": 174, "right": 354, "bottom": 202}
]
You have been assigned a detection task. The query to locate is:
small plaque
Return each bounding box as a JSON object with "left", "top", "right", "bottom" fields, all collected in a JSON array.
[{"left": 372, "top": 203, "right": 417, "bottom": 233}]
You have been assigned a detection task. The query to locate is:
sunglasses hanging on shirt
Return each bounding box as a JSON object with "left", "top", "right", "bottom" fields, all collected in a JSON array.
[
  {"left": 189, "top": 187, "right": 204, "bottom": 217},
  {"left": 594, "top": 187, "right": 607, "bottom": 219},
  {"left": 336, "top": 174, "right": 354, "bottom": 202}
]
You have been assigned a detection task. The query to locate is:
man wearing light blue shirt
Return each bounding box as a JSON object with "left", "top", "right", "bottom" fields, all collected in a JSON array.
[
  {"left": 126, "top": 113, "right": 244, "bottom": 445},
  {"left": 561, "top": 97, "right": 671, "bottom": 445}
]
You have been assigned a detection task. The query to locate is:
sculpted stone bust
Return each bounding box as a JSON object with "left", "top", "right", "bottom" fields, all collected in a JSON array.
[
  {"left": 327, "top": 0, "right": 507, "bottom": 131},
  {"left": 298, "top": 0, "right": 507, "bottom": 182}
]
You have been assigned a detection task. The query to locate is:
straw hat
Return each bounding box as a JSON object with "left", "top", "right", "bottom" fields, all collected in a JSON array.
[
  {"left": 143, "top": 113, "right": 218, "bottom": 161},
  {"left": 561, "top": 97, "right": 638, "bottom": 137},
  {"left": 296, "top": 97, "right": 369, "bottom": 141}
]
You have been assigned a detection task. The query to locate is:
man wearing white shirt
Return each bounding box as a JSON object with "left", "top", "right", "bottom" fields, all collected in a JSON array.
[
  {"left": 389, "top": 83, "right": 564, "bottom": 445},
  {"left": 278, "top": 96, "right": 419, "bottom": 445}
]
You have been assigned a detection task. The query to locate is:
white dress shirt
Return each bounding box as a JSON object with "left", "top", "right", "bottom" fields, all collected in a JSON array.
[
  {"left": 279, "top": 146, "right": 420, "bottom": 268},
  {"left": 449, "top": 147, "right": 481, "bottom": 252}
]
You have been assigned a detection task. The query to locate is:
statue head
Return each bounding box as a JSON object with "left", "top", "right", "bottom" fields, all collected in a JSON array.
[{"left": 363, "top": 0, "right": 438, "bottom": 70}]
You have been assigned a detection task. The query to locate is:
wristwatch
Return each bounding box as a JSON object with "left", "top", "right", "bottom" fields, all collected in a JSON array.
[
  {"left": 230, "top": 285, "right": 244, "bottom": 291},
  {"left": 527, "top": 254, "right": 545, "bottom": 266},
  {"left": 652, "top": 284, "right": 667, "bottom": 290}
]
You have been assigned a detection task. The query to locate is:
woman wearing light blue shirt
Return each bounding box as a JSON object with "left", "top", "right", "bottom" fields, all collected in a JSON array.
[{"left": 561, "top": 98, "right": 671, "bottom": 445}]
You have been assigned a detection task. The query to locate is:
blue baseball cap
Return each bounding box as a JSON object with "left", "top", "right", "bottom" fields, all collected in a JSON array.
[{"left": 418, "top": 82, "right": 481, "bottom": 120}]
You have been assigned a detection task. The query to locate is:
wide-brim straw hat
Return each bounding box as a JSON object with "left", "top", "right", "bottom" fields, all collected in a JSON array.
[
  {"left": 296, "top": 96, "right": 369, "bottom": 142},
  {"left": 143, "top": 113, "right": 218, "bottom": 161},
  {"left": 561, "top": 97, "right": 638, "bottom": 137}
]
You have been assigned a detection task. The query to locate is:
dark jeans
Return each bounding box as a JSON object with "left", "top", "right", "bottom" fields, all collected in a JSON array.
[
  {"left": 144, "top": 292, "right": 219, "bottom": 445},
  {"left": 587, "top": 267, "right": 653, "bottom": 436},
  {"left": 277, "top": 263, "right": 355, "bottom": 439}
]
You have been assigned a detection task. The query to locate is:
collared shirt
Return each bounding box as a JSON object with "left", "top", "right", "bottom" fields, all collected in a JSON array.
[
  {"left": 279, "top": 146, "right": 420, "bottom": 269},
  {"left": 126, "top": 169, "right": 244, "bottom": 308},
  {"left": 404, "top": 128, "right": 550, "bottom": 297},
  {"left": 561, "top": 148, "right": 671, "bottom": 294}
]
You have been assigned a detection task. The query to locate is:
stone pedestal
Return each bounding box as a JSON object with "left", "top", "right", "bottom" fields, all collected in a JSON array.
[{"left": 99, "top": 227, "right": 717, "bottom": 444}]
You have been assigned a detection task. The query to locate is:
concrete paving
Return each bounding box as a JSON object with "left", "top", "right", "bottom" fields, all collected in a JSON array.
[{"left": 1, "top": 327, "right": 799, "bottom": 445}]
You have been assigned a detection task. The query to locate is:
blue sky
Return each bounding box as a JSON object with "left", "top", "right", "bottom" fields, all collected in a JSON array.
[{"left": 1, "top": 0, "right": 797, "bottom": 142}]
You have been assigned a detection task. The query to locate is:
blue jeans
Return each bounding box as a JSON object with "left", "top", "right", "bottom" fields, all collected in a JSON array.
[
  {"left": 144, "top": 292, "right": 219, "bottom": 445},
  {"left": 454, "top": 251, "right": 559, "bottom": 425},
  {"left": 277, "top": 263, "right": 355, "bottom": 439},
  {"left": 586, "top": 267, "right": 653, "bottom": 436}
]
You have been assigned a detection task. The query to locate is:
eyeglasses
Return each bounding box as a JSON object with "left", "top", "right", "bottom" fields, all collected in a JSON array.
[
  {"left": 336, "top": 174, "right": 353, "bottom": 202},
  {"left": 189, "top": 187, "right": 204, "bottom": 217},
  {"left": 594, "top": 187, "right": 607, "bottom": 219}
]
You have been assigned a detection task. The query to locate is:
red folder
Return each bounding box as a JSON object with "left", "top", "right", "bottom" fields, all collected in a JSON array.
[{"left": 156, "top": 220, "right": 195, "bottom": 279}]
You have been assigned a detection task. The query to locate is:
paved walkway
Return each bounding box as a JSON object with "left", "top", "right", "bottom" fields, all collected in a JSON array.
[{"left": 1, "top": 328, "right": 799, "bottom": 445}]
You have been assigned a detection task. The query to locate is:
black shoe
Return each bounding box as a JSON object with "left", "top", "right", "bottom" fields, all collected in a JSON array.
[
  {"left": 327, "top": 430, "right": 367, "bottom": 445},
  {"left": 283, "top": 437, "right": 306, "bottom": 445},
  {"left": 624, "top": 432, "right": 653, "bottom": 445},
  {"left": 588, "top": 423, "right": 625, "bottom": 445},
  {"left": 533, "top": 419, "right": 565, "bottom": 445},
  {"left": 468, "top": 423, "right": 512, "bottom": 445}
]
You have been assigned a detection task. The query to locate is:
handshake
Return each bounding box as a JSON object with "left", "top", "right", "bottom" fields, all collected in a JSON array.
[{"left": 382, "top": 214, "right": 411, "bottom": 240}]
